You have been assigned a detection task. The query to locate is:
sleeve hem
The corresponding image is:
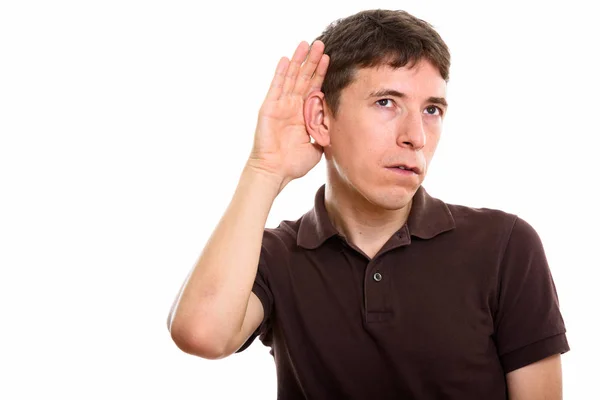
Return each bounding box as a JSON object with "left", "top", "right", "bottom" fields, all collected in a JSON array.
[
  {"left": 234, "top": 282, "right": 272, "bottom": 354},
  {"left": 500, "top": 332, "right": 570, "bottom": 373}
]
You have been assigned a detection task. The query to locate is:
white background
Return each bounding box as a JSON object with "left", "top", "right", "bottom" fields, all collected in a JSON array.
[{"left": 1, "top": 0, "right": 598, "bottom": 398}]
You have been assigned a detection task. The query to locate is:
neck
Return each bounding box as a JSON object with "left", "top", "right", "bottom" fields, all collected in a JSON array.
[{"left": 324, "top": 176, "right": 413, "bottom": 256}]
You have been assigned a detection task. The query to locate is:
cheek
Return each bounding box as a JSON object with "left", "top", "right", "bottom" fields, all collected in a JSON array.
[
  {"left": 331, "top": 118, "right": 363, "bottom": 154},
  {"left": 330, "top": 127, "right": 375, "bottom": 178},
  {"left": 424, "top": 135, "right": 441, "bottom": 163},
  {"left": 329, "top": 110, "right": 392, "bottom": 170}
]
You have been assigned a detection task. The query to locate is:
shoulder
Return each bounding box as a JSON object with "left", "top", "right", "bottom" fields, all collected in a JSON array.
[
  {"left": 261, "top": 214, "right": 305, "bottom": 255},
  {"left": 442, "top": 200, "right": 543, "bottom": 253},
  {"left": 441, "top": 201, "right": 516, "bottom": 243},
  {"left": 446, "top": 201, "right": 518, "bottom": 231},
  {"left": 442, "top": 198, "right": 547, "bottom": 263}
]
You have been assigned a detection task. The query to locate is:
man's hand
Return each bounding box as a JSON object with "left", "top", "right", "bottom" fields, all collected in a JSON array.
[{"left": 248, "top": 40, "right": 330, "bottom": 192}]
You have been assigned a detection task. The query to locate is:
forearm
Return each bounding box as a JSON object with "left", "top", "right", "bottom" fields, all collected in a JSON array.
[{"left": 168, "top": 164, "right": 281, "bottom": 349}]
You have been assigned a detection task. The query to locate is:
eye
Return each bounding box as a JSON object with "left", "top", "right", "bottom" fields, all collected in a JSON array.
[
  {"left": 376, "top": 99, "right": 394, "bottom": 108},
  {"left": 424, "top": 105, "right": 443, "bottom": 116}
]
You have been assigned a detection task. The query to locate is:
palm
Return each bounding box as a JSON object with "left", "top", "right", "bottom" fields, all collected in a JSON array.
[{"left": 249, "top": 41, "right": 330, "bottom": 181}]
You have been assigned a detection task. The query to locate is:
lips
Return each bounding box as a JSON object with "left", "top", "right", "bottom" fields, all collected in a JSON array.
[{"left": 386, "top": 164, "right": 421, "bottom": 174}]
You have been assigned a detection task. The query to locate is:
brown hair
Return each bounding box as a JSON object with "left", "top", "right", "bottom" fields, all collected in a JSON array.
[{"left": 314, "top": 9, "right": 451, "bottom": 116}]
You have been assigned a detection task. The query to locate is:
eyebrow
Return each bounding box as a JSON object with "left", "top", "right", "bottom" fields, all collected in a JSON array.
[{"left": 367, "top": 89, "right": 448, "bottom": 108}]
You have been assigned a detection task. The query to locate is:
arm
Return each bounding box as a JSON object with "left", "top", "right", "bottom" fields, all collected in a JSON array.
[
  {"left": 167, "top": 40, "right": 329, "bottom": 359},
  {"left": 506, "top": 354, "right": 563, "bottom": 399},
  {"left": 167, "top": 168, "right": 280, "bottom": 359},
  {"left": 494, "top": 217, "right": 570, "bottom": 377}
]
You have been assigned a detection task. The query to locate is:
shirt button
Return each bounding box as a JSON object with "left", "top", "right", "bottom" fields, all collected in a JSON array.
[{"left": 373, "top": 272, "right": 383, "bottom": 282}]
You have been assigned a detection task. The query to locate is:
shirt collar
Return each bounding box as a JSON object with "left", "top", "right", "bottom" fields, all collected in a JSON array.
[{"left": 297, "top": 184, "right": 456, "bottom": 249}]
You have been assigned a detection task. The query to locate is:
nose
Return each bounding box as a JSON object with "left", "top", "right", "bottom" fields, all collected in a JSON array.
[{"left": 397, "top": 111, "right": 426, "bottom": 150}]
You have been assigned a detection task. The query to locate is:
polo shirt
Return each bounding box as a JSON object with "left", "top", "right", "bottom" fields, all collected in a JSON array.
[{"left": 236, "top": 184, "right": 570, "bottom": 399}]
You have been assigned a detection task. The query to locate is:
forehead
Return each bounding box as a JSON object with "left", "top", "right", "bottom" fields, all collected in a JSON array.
[{"left": 346, "top": 59, "right": 447, "bottom": 99}]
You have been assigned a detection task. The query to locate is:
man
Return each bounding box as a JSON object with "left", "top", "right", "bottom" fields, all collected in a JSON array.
[{"left": 167, "top": 9, "right": 569, "bottom": 399}]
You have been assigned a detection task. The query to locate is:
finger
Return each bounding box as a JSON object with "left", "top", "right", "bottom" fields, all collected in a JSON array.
[
  {"left": 281, "top": 41, "right": 310, "bottom": 96},
  {"left": 264, "top": 56, "right": 289, "bottom": 101},
  {"left": 305, "top": 54, "right": 330, "bottom": 98},
  {"left": 293, "top": 40, "right": 325, "bottom": 96}
]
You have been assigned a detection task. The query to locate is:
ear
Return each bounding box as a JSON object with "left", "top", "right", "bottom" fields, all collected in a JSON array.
[{"left": 303, "top": 91, "right": 330, "bottom": 147}]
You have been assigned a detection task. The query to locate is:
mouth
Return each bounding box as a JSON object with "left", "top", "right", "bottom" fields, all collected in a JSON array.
[{"left": 385, "top": 164, "right": 421, "bottom": 175}]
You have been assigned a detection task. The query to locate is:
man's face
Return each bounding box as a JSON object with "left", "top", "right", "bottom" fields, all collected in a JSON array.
[{"left": 325, "top": 58, "right": 447, "bottom": 210}]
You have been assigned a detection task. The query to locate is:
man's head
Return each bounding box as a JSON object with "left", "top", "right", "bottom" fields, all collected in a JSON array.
[
  {"left": 305, "top": 9, "right": 451, "bottom": 210},
  {"left": 316, "top": 9, "right": 450, "bottom": 117}
]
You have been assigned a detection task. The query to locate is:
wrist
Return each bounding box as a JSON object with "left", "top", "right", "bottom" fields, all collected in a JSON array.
[{"left": 241, "top": 162, "right": 286, "bottom": 195}]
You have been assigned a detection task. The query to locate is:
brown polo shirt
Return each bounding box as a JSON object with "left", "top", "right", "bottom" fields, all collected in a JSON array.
[{"left": 236, "top": 184, "right": 570, "bottom": 399}]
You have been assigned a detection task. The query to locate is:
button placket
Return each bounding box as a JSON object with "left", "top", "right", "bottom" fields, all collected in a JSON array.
[{"left": 364, "top": 257, "right": 392, "bottom": 323}]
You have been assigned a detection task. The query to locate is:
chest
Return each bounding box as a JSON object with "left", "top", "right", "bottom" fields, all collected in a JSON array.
[{"left": 270, "top": 243, "right": 499, "bottom": 366}]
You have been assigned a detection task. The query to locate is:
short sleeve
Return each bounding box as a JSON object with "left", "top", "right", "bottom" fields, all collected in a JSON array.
[
  {"left": 494, "top": 217, "right": 570, "bottom": 373},
  {"left": 234, "top": 243, "right": 274, "bottom": 353}
]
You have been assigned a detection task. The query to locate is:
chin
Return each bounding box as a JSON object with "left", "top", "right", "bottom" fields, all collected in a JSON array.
[
  {"left": 355, "top": 180, "right": 418, "bottom": 211},
  {"left": 329, "top": 164, "right": 421, "bottom": 210}
]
